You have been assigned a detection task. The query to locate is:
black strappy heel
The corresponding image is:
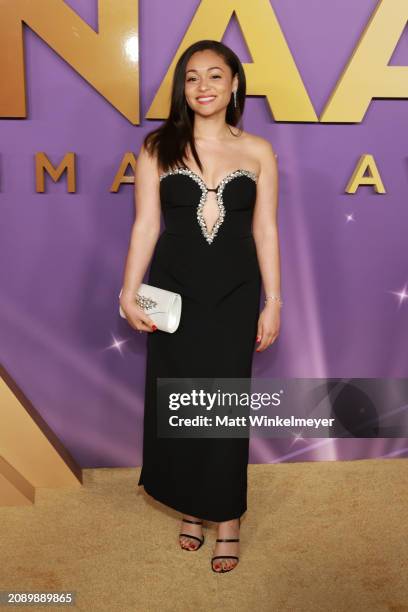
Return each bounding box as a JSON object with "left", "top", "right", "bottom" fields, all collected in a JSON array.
[
  {"left": 211, "top": 518, "right": 240, "bottom": 573},
  {"left": 179, "top": 518, "right": 205, "bottom": 551}
]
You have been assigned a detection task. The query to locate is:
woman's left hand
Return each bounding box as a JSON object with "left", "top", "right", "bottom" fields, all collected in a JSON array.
[{"left": 255, "top": 302, "right": 281, "bottom": 352}]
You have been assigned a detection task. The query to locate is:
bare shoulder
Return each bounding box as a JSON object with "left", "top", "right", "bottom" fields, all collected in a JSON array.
[
  {"left": 235, "top": 129, "right": 277, "bottom": 174},
  {"left": 137, "top": 140, "right": 158, "bottom": 166},
  {"left": 242, "top": 131, "right": 276, "bottom": 159},
  {"left": 136, "top": 141, "right": 161, "bottom": 181}
]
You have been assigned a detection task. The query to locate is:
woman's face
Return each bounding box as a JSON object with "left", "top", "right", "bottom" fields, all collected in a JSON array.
[{"left": 184, "top": 49, "right": 238, "bottom": 117}]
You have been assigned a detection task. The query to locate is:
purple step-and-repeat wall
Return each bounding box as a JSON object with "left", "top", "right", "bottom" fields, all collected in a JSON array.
[{"left": 1, "top": 0, "right": 407, "bottom": 466}]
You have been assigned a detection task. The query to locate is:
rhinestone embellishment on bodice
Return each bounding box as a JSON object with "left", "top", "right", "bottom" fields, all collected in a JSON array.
[{"left": 159, "top": 167, "right": 258, "bottom": 244}]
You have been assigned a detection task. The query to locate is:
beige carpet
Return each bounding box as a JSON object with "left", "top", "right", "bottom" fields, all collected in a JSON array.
[{"left": 0, "top": 459, "right": 407, "bottom": 612}]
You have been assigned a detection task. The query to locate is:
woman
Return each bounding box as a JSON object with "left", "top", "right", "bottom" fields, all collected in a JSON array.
[{"left": 120, "top": 39, "right": 281, "bottom": 573}]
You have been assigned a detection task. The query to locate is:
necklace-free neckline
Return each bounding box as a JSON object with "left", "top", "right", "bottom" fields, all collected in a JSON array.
[
  {"left": 180, "top": 164, "right": 258, "bottom": 191},
  {"left": 158, "top": 166, "right": 257, "bottom": 244}
]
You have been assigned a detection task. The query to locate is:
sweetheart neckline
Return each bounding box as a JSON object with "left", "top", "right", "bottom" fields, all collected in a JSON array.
[
  {"left": 159, "top": 166, "right": 258, "bottom": 191},
  {"left": 158, "top": 166, "right": 257, "bottom": 244}
]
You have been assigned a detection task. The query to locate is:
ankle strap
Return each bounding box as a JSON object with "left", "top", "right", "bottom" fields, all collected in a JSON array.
[
  {"left": 216, "top": 538, "right": 239, "bottom": 543},
  {"left": 182, "top": 518, "right": 203, "bottom": 525}
]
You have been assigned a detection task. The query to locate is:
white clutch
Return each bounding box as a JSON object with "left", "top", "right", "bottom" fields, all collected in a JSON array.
[{"left": 118, "top": 283, "right": 182, "bottom": 333}]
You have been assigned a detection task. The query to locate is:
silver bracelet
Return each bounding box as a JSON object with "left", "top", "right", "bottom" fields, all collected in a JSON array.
[{"left": 264, "top": 294, "right": 283, "bottom": 307}]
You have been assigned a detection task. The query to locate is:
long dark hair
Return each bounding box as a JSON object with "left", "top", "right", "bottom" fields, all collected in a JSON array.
[{"left": 143, "top": 39, "right": 247, "bottom": 174}]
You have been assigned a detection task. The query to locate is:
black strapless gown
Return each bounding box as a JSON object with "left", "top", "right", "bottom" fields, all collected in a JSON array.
[{"left": 138, "top": 165, "right": 262, "bottom": 522}]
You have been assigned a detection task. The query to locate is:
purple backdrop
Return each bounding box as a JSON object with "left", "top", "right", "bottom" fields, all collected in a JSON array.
[{"left": 1, "top": 0, "right": 407, "bottom": 466}]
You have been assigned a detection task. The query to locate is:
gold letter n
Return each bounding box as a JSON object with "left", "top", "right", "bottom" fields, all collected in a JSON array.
[{"left": 0, "top": 0, "right": 140, "bottom": 123}]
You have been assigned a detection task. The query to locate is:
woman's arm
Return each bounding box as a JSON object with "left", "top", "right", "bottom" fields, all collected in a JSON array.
[
  {"left": 252, "top": 139, "right": 281, "bottom": 351},
  {"left": 119, "top": 143, "right": 162, "bottom": 332}
]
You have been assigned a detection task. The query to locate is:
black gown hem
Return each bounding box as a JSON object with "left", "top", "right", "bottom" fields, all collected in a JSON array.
[{"left": 138, "top": 480, "right": 246, "bottom": 523}]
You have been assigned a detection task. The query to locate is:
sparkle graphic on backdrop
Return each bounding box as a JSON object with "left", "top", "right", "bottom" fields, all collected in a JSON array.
[
  {"left": 289, "top": 432, "right": 306, "bottom": 446},
  {"left": 391, "top": 283, "right": 408, "bottom": 307},
  {"left": 108, "top": 335, "right": 128, "bottom": 356}
]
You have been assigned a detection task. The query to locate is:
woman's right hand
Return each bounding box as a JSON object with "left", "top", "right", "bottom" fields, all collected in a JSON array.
[{"left": 120, "top": 298, "right": 157, "bottom": 333}]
